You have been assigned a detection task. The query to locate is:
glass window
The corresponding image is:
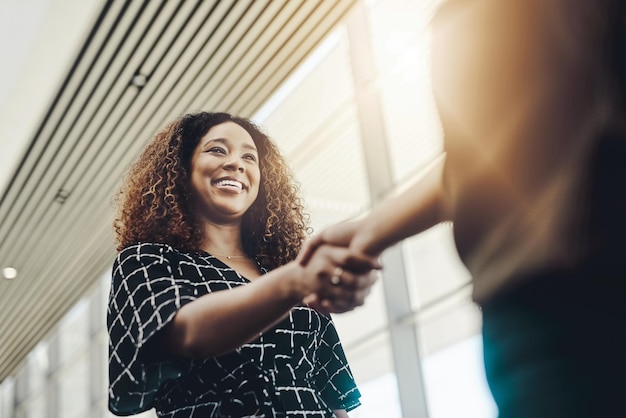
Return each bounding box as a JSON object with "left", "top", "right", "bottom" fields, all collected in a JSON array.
[
  {"left": 97, "top": 329, "right": 110, "bottom": 407},
  {"left": 56, "top": 350, "right": 89, "bottom": 418},
  {"left": 422, "top": 336, "right": 497, "bottom": 418},
  {"left": 367, "top": 0, "right": 444, "bottom": 183},
  {"left": 0, "top": 377, "right": 16, "bottom": 418},
  {"left": 256, "top": 27, "right": 371, "bottom": 232},
  {"left": 14, "top": 365, "right": 28, "bottom": 405},
  {"left": 349, "top": 372, "right": 402, "bottom": 418},
  {"left": 403, "top": 224, "right": 471, "bottom": 310},
  {"left": 26, "top": 342, "right": 49, "bottom": 399},
  {"left": 57, "top": 298, "right": 89, "bottom": 368},
  {"left": 21, "top": 392, "right": 45, "bottom": 418}
]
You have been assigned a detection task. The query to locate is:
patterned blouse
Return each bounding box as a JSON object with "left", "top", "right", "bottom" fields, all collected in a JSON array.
[{"left": 107, "top": 243, "right": 361, "bottom": 417}]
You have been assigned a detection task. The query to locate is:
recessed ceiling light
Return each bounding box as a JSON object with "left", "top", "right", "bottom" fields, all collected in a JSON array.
[
  {"left": 131, "top": 73, "right": 148, "bottom": 88},
  {"left": 3, "top": 267, "right": 18, "bottom": 280}
]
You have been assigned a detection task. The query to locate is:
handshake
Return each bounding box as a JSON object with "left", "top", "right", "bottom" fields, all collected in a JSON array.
[
  {"left": 292, "top": 161, "right": 436, "bottom": 314},
  {"left": 295, "top": 218, "right": 384, "bottom": 315}
]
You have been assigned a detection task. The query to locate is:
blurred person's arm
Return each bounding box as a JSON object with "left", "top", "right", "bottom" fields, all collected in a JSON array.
[{"left": 300, "top": 155, "right": 449, "bottom": 263}]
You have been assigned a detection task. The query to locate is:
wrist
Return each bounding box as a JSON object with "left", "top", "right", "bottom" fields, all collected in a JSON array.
[
  {"left": 352, "top": 220, "right": 381, "bottom": 256},
  {"left": 280, "top": 262, "right": 311, "bottom": 302}
]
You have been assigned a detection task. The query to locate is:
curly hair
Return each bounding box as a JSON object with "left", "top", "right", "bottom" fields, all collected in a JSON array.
[{"left": 113, "top": 112, "right": 311, "bottom": 270}]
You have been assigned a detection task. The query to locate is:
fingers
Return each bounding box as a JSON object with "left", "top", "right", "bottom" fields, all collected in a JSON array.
[
  {"left": 304, "top": 244, "right": 381, "bottom": 281},
  {"left": 343, "top": 253, "right": 383, "bottom": 272},
  {"left": 318, "top": 284, "right": 375, "bottom": 313},
  {"left": 313, "top": 270, "right": 379, "bottom": 314},
  {"left": 323, "top": 243, "right": 382, "bottom": 274},
  {"left": 298, "top": 220, "right": 362, "bottom": 266},
  {"left": 297, "top": 236, "right": 323, "bottom": 266},
  {"left": 299, "top": 244, "right": 380, "bottom": 314},
  {"left": 326, "top": 266, "right": 376, "bottom": 289}
]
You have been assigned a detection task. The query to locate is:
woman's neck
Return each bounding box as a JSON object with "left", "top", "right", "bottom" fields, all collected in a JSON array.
[{"left": 200, "top": 222, "right": 246, "bottom": 257}]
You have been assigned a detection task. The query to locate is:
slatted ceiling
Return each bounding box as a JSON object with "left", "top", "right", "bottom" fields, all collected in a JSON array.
[
  {"left": 251, "top": 2, "right": 354, "bottom": 115},
  {"left": 118, "top": 1, "right": 248, "bottom": 128},
  {"left": 3, "top": 219, "right": 116, "bottom": 375},
  {"left": 0, "top": 0, "right": 137, "bottom": 262},
  {"left": 224, "top": 1, "right": 304, "bottom": 94},
  {"left": 0, "top": 0, "right": 358, "bottom": 381},
  {"left": 196, "top": 1, "right": 291, "bottom": 110},
  {"left": 8, "top": 1, "right": 193, "bottom": 286},
  {"left": 271, "top": 40, "right": 353, "bottom": 157},
  {"left": 0, "top": 47, "right": 138, "bottom": 269},
  {"left": 212, "top": 2, "right": 318, "bottom": 112},
  {"left": 0, "top": 2, "right": 116, "bottom": 226},
  {"left": 179, "top": 2, "right": 262, "bottom": 108},
  {"left": 177, "top": 0, "right": 285, "bottom": 113},
  {"left": 0, "top": 0, "right": 114, "bottom": 220},
  {"left": 158, "top": 1, "right": 244, "bottom": 88},
  {"left": 2, "top": 207, "right": 117, "bottom": 376},
  {"left": 43, "top": 0, "right": 137, "bottom": 153},
  {"left": 153, "top": 0, "right": 236, "bottom": 83},
  {"left": 143, "top": 2, "right": 227, "bottom": 97},
  {"left": 138, "top": 1, "right": 193, "bottom": 76},
  {"left": 236, "top": 0, "right": 353, "bottom": 116}
]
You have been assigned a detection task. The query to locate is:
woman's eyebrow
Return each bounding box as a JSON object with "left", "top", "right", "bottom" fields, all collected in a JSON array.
[
  {"left": 202, "top": 137, "right": 257, "bottom": 152},
  {"left": 242, "top": 143, "right": 258, "bottom": 153},
  {"left": 202, "top": 137, "right": 227, "bottom": 147}
]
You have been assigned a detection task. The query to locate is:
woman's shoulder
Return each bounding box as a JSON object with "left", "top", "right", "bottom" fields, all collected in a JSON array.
[
  {"left": 114, "top": 242, "right": 197, "bottom": 267},
  {"left": 115, "top": 242, "right": 218, "bottom": 267},
  {"left": 117, "top": 242, "right": 203, "bottom": 257}
]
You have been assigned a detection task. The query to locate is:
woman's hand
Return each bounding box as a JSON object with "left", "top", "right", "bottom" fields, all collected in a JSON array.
[
  {"left": 298, "top": 220, "right": 364, "bottom": 266},
  {"left": 297, "top": 242, "right": 380, "bottom": 315}
]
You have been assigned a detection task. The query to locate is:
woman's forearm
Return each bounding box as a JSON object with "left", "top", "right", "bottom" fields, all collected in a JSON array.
[
  {"left": 163, "top": 262, "right": 307, "bottom": 358},
  {"left": 352, "top": 155, "right": 449, "bottom": 255},
  {"left": 162, "top": 246, "right": 378, "bottom": 358}
]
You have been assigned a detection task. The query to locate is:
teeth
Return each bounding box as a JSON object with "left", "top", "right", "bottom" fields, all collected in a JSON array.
[{"left": 216, "top": 179, "right": 243, "bottom": 190}]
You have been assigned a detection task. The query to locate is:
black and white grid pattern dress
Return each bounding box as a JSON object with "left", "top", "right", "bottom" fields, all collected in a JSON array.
[{"left": 108, "top": 243, "right": 361, "bottom": 417}]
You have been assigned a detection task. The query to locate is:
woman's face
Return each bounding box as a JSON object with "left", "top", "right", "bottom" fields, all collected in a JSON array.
[{"left": 189, "top": 121, "right": 261, "bottom": 224}]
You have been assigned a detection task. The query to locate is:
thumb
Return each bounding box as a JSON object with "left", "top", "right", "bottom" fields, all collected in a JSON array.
[{"left": 297, "top": 235, "right": 323, "bottom": 266}]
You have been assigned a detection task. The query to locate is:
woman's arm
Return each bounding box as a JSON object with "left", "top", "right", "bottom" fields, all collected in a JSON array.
[
  {"left": 162, "top": 245, "right": 378, "bottom": 358},
  {"left": 299, "top": 157, "right": 448, "bottom": 313},
  {"left": 300, "top": 155, "right": 449, "bottom": 263},
  {"left": 353, "top": 155, "right": 448, "bottom": 255}
]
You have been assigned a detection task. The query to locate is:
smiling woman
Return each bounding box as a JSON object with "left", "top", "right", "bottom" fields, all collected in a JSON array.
[
  {"left": 189, "top": 122, "right": 261, "bottom": 228},
  {"left": 107, "top": 111, "right": 379, "bottom": 418}
]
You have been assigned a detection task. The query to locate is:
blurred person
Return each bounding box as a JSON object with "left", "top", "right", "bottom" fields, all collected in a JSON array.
[
  {"left": 301, "top": 0, "right": 626, "bottom": 416},
  {"left": 107, "top": 111, "right": 378, "bottom": 417}
]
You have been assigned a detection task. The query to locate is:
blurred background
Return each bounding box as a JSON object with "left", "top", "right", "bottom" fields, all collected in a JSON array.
[{"left": 0, "top": 0, "right": 496, "bottom": 417}]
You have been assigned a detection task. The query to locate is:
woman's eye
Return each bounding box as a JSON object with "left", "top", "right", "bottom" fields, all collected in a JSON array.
[
  {"left": 208, "top": 147, "right": 226, "bottom": 154},
  {"left": 243, "top": 153, "right": 257, "bottom": 162}
]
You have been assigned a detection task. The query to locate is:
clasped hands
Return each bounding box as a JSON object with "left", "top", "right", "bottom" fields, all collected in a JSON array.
[{"left": 297, "top": 220, "right": 382, "bottom": 314}]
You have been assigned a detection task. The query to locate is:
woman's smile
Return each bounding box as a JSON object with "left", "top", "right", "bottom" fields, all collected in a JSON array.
[
  {"left": 213, "top": 177, "right": 246, "bottom": 192},
  {"left": 190, "top": 121, "right": 260, "bottom": 222}
]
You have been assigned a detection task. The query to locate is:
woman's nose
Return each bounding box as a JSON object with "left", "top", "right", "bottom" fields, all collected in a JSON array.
[{"left": 223, "top": 158, "right": 245, "bottom": 172}]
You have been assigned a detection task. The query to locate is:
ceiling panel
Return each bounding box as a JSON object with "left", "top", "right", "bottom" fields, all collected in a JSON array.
[{"left": 0, "top": 0, "right": 357, "bottom": 381}]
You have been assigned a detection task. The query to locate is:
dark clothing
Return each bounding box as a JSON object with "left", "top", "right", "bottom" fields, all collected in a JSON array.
[
  {"left": 107, "top": 243, "right": 360, "bottom": 417},
  {"left": 482, "top": 268, "right": 626, "bottom": 418}
]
